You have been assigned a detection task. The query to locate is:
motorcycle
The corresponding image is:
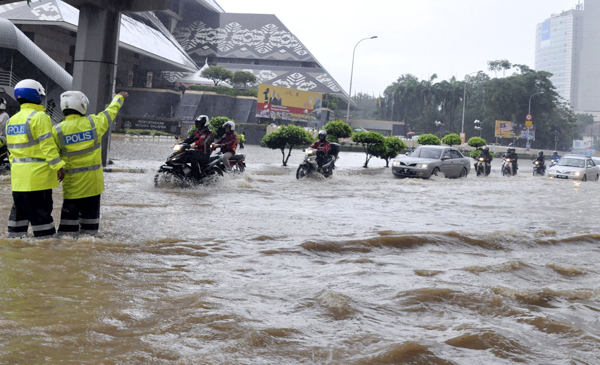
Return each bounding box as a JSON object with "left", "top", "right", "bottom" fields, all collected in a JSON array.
[
  {"left": 154, "top": 142, "right": 225, "bottom": 187},
  {"left": 296, "top": 143, "right": 340, "bottom": 179},
  {"left": 533, "top": 160, "right": 546, "bottom": 176},
  {"left": 501, "top": 158, "right": 517, "bottom": 176},
  {"left": 475, "top": 157, "right": 491, "bottom": 177},
  {"left": 211, "top": 145, "right": 246, "bottom": 173}
]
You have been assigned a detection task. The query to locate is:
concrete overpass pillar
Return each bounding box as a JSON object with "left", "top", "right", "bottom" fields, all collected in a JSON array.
[{"left": 71, "top": 5, "right": 120, "bottom": 166}]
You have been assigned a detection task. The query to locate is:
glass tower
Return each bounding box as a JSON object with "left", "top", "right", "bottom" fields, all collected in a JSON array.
[{"left": 535, "top": 9, "right": 583, "bottom": 108}]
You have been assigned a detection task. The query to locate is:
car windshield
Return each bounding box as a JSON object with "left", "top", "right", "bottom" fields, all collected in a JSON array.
[
  {"left": 557, "top": 158, "right": 585, "bottom": 168},
  {"left": 409, "top": 147, "right": 442, "bottom": 159}
]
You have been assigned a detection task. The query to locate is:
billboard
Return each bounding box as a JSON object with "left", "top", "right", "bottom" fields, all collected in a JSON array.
[
  {"left": 541, "top": 20, "right": 551, "bottom": 48},
  {"left": 256, "top": 83, "right": 323, "bottom": 121},
  {"left": 495, "top": 120, "right": 536, "bottom": 140}
]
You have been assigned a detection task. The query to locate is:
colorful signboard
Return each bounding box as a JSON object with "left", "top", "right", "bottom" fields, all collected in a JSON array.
[
  {"left": 256, "top": 83, "right": 323, "bottom": 121},
  {"left": 495, "top": 120, "right": 536, "bottom": 140}
]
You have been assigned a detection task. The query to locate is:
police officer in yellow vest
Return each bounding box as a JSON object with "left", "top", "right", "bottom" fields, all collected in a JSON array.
[
  {"left": 52, "top": 90, "right": 128, "bottom": 235},
  {"left": 6, "top": 79, "right": 65, "bottom": 238}
]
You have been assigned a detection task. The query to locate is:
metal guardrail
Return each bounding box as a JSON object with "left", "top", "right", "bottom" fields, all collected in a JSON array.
[{"left": 0, "top": 70, "right": 19, "bottom": 87}]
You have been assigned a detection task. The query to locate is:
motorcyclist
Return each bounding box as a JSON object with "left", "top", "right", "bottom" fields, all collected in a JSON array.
[
  {"left": 213, "top": 121, "right": 237, "bottom": 171},
  {"left": 502, "top": 146, "right": 518, "bottom": 175},
  {"left": 551, "top": 151, "right": 561, "bottom": 163},
  {"left": 534, "top": 151, "right": 546, "bottom": 173},
  {"left": 309, "top": 130, "right": 331, "bottom": 171},
  {"left": 183, "top": 115, "right": 214, "bottom": 180},
  {"left": 477, "top": 145, "right": 493, "bottom": 174}
]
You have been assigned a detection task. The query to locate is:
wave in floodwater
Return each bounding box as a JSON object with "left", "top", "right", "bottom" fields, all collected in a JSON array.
[{"left": 0, "top": 142, "right": 599, "bottom": 363}]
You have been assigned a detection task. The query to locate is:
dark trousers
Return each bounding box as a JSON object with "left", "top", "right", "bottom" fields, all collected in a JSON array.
[
  {"left": 58, "top": 194, "right": 101, "bottom": 234},
  {"left": 188, "top": 152, "right": 210, "bottom": 180},
  {"left": 8, "top": 190, "right": 56, "bottom": 238}
]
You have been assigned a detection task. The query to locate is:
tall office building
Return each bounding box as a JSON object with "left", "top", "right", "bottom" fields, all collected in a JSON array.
[
  {"left": 535, "top": 8, "right": 583, "bottom": 107},
  {"left": 576, "top": 0, "right": 600, "bottom": 114}
]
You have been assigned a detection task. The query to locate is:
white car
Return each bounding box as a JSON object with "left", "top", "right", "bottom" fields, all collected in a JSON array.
[{"left": 547, "top": 154, "right": 600, "bottom": 181}]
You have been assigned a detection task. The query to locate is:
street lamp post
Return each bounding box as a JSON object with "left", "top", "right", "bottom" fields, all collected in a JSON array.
[
  {"left": 527, "top": 92, "right": 544, "bottom": 148},
  {"left": 461, "top": 71, "right": 479, "bottom": 134},
  {"left": 528, "top": 92, "right": 544, "bottom": 115},
  {"left": 346, "top": 36, "right": 378, "bottom": 124}
]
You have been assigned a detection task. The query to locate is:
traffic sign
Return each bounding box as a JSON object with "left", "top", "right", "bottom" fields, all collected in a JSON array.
[
  {"left": 525, "top": 121, "right": 533, "bottom": 127},
  {"left": 526, "top": 114, "right": 533, "bottom": 121}
]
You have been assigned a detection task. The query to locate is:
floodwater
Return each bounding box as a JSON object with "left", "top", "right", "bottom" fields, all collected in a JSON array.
[{"left": 1, "top": 138, "right": 600, "bottom": 364}]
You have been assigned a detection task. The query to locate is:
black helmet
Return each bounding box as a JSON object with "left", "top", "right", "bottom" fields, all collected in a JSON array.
[
  {"left": 318, "top": 130, "right": 327, "bottom": 140},
  {"left": 195, "top": 115, "right": 210, "bottom": 129},
  {"left": 538, "top": 151, "right": 544, "bottom": 156},
  {"left": 482, "top": 146, "right": 489, "bottom": 152}
]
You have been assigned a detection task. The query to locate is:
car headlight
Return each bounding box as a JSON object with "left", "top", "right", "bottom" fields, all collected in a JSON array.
[
  {"left": 573, "top": 172, "right": 581, "bottom": 176},
  {"left": 417, "top": 164, "right": 428, "bottom": 168},
  {"left": 393, "top": 161, "right": 401, "bottom": 167}
]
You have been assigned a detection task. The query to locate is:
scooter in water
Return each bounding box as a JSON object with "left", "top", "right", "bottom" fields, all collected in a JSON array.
[
  {"left": 210, "top": 145, "right": 246, "bottom": 173},
  {"left": 296, "top": 143, "right": 340, "bottom": 179},
  {"left": 501, "top": 158, "right": 517, "bottom": 176},
  {"left": 533, "top": 160, "right": 546, "bottom": 176},
  {"left": 154, "top": 142, "right": 224, "bottom": 187},
  {"left": 475, "top": 157, "right": 491, "bottom": 177}
]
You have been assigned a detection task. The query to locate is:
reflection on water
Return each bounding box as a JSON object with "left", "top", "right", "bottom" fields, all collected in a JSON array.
[{"left": 0, "top": 141, "right": 599, "bottom": 363}]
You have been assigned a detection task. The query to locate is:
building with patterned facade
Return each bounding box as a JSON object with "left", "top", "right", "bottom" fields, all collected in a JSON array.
[{"left": 0, "top": 0, "right": 350, "bottom": 126}]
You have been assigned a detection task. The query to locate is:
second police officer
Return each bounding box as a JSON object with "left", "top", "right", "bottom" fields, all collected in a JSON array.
[{"left": 52, "top": 90, "right": 127, "bottom": 235}]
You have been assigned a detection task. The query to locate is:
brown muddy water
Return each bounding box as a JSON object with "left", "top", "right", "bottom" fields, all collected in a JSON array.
[{"left": 1, "top": 140, "right": 599, "bottom": 364}]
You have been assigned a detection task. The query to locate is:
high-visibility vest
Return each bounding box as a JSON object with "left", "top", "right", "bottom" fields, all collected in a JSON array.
[
  {"left": 52, "top": 95, "right": 124, "bottom": 199},
  {"left": 6, "top": 103, "right": 65, "bottom": 192}
]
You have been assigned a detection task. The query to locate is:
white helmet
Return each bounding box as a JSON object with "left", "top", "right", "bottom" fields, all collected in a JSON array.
[
  {"left": 224, "top": 120, "right": 235, "bottom": 131},
  {"left": 195, "top": 114, "right": 210, "bottom": 129},
  {"left": 60, "top": 91, "right": 89, "bottom": 115},
  {"left": 14, "top": 79, "right": 45, "bottom": 104}
]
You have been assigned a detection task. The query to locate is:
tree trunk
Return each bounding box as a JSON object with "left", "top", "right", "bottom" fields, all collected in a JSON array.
[
  {"left": 280, "top": 149, "right": 286, "bottom": 166},
  {"left": 284, "top": 145, "right": 295, "bottom": 166},
  {"left": 362, "top": 143, "right": 369, "bottom": 168}
]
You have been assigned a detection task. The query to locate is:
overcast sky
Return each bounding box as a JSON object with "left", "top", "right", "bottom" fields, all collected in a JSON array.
[{"left": 220, "top": 0, "right": 581, "bottom": 96}]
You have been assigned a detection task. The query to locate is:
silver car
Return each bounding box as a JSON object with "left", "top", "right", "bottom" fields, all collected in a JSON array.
[
  {"left": 391, "top": 146, "right": 471, "bottom": 179},
  {"left": 548, "top": 154, "right": 600, "bottom": 181}
]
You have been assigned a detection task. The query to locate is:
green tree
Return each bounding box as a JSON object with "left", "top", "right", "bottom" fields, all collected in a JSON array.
[
  {"left": 417, "top": 133, "right": 441, "bottom": 145},
  {"left": 352, "top": 131, "right": 385, "bottom": 168},
  {"left": 231, "top": 71, "right": 257, "bottom": 89},
  {"left": 323, "top": 120, "right": 353, "bottom": 143},
  {"left": 441, "top": 133, "right": 461, "bottom": 146},
  {"left": 368, "top": 136, "right": 406, "bottom": 167},
  {"left": 201, "top": 65, "right": 233, "bottom": 86},
  {"left": 322, "top": 94, "right": 338, "bottom": 110},
  {"left": 261, "top": 125, "right": 314, "bottom": 166},
  {"left": 467, "top": 136, "right": 487, "bottom": 148},
  {"left": 209, "top": 116, "right": 232, "bottom": 136}
]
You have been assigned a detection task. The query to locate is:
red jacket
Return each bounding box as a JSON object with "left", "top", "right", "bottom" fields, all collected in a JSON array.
[
  {"left": 185, "top": 130, "right": 214, "bottom": 154},
  {"left": 216, "top": 132, "right": 237, "bottom": 155},
  {"left": 310, "top": 140, "right": 330, "bottom": 154}
]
